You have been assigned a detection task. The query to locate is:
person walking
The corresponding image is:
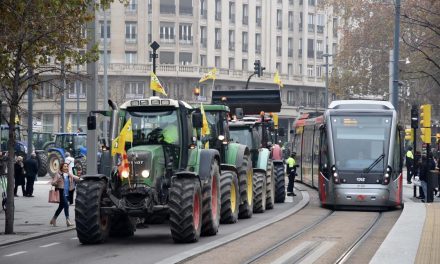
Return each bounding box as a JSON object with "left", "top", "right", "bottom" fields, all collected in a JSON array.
[
  {"left": 14, "top": 156, "right": 26, "bottom": 197},
  {"left": 419, "top": 155, "right": 436, "bottom": 203},
  {"left": 24, "top": 153, "right": 39, "bottom": 197},
  {"left": 405, "top": 146, "right": 414, "bottom": 184},
  {"left": 286, "top": 152, "right": 298, "bottom": 196},
  {"left": 50, "top": 162, "right": 80, "bottom": 227}
]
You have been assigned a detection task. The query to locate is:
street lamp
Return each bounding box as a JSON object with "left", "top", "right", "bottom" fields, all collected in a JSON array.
[
  {"left": 322, "top": 51, "right": 332, "bottom": 109},
  {"left": 150, "top": 41, "right": 160, "bottom": 96},
  {"left": 392, "top": 0, "right": 401, "bottom": 112}
]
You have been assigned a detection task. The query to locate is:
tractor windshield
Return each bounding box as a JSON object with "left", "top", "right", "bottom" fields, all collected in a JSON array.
[
  {"left": 230, "top": 127, "right": 253, "bottom": 149},
  {"left": 127, "top": 110, "right": 180, "bottom": 146}
]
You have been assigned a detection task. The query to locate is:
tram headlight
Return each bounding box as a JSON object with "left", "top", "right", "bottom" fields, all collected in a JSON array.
[
  {"left": 382, "top": 166, "right": 392, "bottom": 185},
  {"left": 331, "top": 165, "right": 340, "bottom": 184}
]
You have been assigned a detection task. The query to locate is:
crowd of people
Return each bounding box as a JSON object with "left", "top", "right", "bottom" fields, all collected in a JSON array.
[{"left": 13, "top": 153, "right": 39, "bottom": 197}]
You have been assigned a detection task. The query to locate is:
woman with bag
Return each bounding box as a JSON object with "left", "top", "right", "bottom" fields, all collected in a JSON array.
[{"left": 50, "top": 162, "right": 80, "bottom": 227}]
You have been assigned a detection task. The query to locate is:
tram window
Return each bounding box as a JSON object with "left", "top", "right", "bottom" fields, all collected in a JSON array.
[{"left": 319, "top": 128, "right": 329, "bottom": 178}]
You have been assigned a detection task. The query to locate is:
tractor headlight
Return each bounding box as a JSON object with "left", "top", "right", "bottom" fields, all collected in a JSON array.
[
  {"left": 141, "top": 170, "right": 150, "bottom": 178},
  {"left": 121, "top": 170, "right": 129, "bottom": 178},
  {"left": 218, "top": 135, "right": 225, "bottom": 141}
]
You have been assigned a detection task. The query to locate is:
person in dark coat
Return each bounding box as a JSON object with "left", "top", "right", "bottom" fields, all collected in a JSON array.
[
  {"left": 14, "top": 156, "right": 26, "bottom": 197},
  {"left": 419, "top": 155, "right": 436, "bottom": 203},
  {"left": 24, "top": 153, "right": 39, "bottom": 197}
]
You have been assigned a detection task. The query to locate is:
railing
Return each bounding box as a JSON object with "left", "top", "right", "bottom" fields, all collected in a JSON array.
[
  {"left": 160, "top": 4, "right": 175, "bottom": 14},
  {"left": 308, "top": 24, "right": 315, "bottom": 32},
  {"left": 160, "top": 38, "right": 176, "bottom": 44},
  {"left": 125, "top": 37, "right": 137, "bottom": 44},
  {"left": 68, "top": 93, "right": 86, "bottom": 99},
  {"left": 179, "top": 39, "right": 193, "bottom": 45},
  {"left": 317, "top": 25, "right": 324, "bottom": 33},
  {"left": 179, "top": 6, "right": 193, "bottom": 15},
  {"left": 215, "top": 40, "right": 221, "bottom": 49}
]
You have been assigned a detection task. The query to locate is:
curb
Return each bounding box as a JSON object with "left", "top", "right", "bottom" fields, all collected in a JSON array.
[{"left": 0, "top": 227, "right": 76, "bottom": 248}]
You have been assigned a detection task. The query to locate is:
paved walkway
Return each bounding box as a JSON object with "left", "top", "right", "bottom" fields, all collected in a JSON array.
[{"left": 0, "top": 176, "right": 75, "bottom": 246}]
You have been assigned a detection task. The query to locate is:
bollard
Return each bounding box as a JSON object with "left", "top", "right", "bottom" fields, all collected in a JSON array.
[{"left": 427, "top": 170, "right": 439, "bottom": 203}]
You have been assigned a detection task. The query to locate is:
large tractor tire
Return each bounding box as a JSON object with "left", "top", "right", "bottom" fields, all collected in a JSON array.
[
  {"left": 265, "top": 161, "right": 275, "bottom": 210},
  {"left": 220, "top": 170, "right": 239, "bottom": 224},
  {"left": 47, "top": 152, "right": 62, "bottom": 177},
  {"left": 109, "top": 214, "right": 135, "bottom": 237},
  {"left": 201, "top": 159, "right": 220, "bottom": 236},
  {"left": 169, "top": 177, "right": 202, "bottom": 243},
  {"left": 274, "top": 163, "right": 286, "bottom": 203},
  {"left": 36, "top": 151, "right": 48, "bottom": 177},
  {"left": 253, "top": 171, "right": 267, "bottom": 213},
  {"left": 74, "top": 156, "right": 87, "bottom": 175},
  {"left": 75, "top": 180, "right": 110, "bottom": 244},
  {"left": 238, "top": 154, "right": 253, "bottom": 219}
]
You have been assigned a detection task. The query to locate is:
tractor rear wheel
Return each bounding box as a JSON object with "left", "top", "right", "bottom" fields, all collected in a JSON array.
[
  {"left": 36, "top": 151, "right": 48, "bottom": 177},
  {"left": 238, "top": 154, "right": 253, "bottom": 219},
  {"left": 169, "top": 177, "right": 202, "bottom": 243},
  {"left": 253, "top": 171, "right": 267, "bottom": 213},
  {"left": 274, "top": 164, "right": 285, "bottom": 203},
  {"left": 109, "top": 215, "right": 135, "bottom": 237},
  {"left": 265, "top": 161, "right": 275, "bottom": 210},
  {"left": 201, "top": 159, "right": 220, "bottom": 236},
  {"left": 47, "top": 152, "right": 62, "bottom": 177},
  {"left": 75, "top": 180, "right": 110, "bottom": 244},
  {"left": 220, "top": 170, "right": 239, "bottom": 224}
]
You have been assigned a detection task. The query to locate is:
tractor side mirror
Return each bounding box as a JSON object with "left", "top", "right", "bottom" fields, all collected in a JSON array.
[
  {"left": 278, "top": 128, "right": 285, "bottom": 137},
  {"left": 87, "top": 116, "right": 96, "bottom": 130},
  {"left": 192, "top": 112, "right": 203, "bottom": 129},
  {"left": 235, "top": 108, "right": 244, "bottom": 119}
]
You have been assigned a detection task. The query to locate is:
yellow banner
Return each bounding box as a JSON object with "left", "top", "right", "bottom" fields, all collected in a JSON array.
[
  {"left": 150, "top": 72, "right": 167, "bottom": 96},
  {"left": 273, "top": 71, "right": 284, "bottom": 88},
  {"left": 199, "top": 68, "right": 217, "bottom": 83}
]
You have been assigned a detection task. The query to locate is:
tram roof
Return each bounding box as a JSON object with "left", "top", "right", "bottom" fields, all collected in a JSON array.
[{"left": 328, "top": 100, "right": 394, "bottom": 110}]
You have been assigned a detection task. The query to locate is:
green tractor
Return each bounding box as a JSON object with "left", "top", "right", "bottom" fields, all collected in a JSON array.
[
  {"left": 75, "top": 97, "right": 221, "bottom": 244},
  {"left": 201, "top": 104, "right": 255, "bottom": 221}
]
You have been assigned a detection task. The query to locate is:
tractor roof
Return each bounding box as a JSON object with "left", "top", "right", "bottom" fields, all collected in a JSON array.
[
  {"left": 54, "top": 133, "right": 86, "bottom": 136},
  {"left": 120, "top": 97, "right": 192, "bottom": 110},
  {"left": 229, "top": 120, "right": 256, "bottom": 128}
]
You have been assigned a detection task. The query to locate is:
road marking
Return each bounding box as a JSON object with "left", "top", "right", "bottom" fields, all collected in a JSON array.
[
  {"left": 271, "top": 241, "right": 336, "bottom": 264},
  {"left": 271, "top": 241, "right": 315, "bottom": 264},
  {"left": 71, "top": 237, "right": 78, "bottom": 240},
  {"left": 5, "top": 251, "right": 27, "bottom": 257},
  {"left": 40, "top": 242, "right": 60, "bottom": 248},
  {"left": 299, "top": 241, "right": 336, "bottom": 263}
]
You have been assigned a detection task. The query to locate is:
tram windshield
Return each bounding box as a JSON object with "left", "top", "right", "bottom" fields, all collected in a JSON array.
[{"left": 330, "top": 115, "right": 392, "bottom": 172}]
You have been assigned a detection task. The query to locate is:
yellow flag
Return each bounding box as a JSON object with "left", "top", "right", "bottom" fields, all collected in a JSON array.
[
  {"left": 150, "top": 72, "right": 167, "bottom": 96},
  {"left": 67, "top": 119, "right": 72, "bottom": 133},
  {"left": 120, "top": 118, "right": 133, "bottom": 143},
  {"left": 111, "top": 136, "right": 125, "bottom": 156},
  {"left": 200, "top": 103, "right": 210, "bottom": 136},
  {"left": 199, "top": 68, "right": 217, "bottom": 83},
  {"left": 15, "top": 115, "right": 19, "bottom": 124},
  {"left": 274, "top": 71, "right": 284, "bottom": 88}
]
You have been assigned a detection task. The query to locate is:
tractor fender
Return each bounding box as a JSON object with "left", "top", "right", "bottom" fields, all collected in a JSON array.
[
  {"left": 198, "top": 149, "right": 220, "bottom": 185},
  {"left": 81, "top": 174, "right": 108, "bottom": 182},
  {"left": 233, "top": 144, "right": 250, "bottom": 171},
  {"left": 256, "top": 148, "right": 271, "bottom": 171},
  {"left": 172, "top": 171, "right": 202, "bottom": 187},
  {"left": 271, "top": 144, "right": 283, "bottom": 161},
  {"left": 220, "top": 164, "right": 238, "bottom": 175},
  {"left": 253, "top": 168, "right": 266, "bottom": 175},
  {"left": 225, "top": 143, "right": 240, "bottom": 166},
  {"left": 48, "top": 148, "right": 65, "bottom": 159}
]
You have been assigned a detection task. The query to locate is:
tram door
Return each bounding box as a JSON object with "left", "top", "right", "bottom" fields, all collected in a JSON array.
[
  {"left": 318, "top": 125, "right": 330, "bottom": 204},
  {"left": 389, "top": 128, "right": 403, "bottom": 205}
]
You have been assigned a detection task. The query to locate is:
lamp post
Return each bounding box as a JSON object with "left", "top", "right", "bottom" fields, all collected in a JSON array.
[
  {"left": 322, "top": 46, "right": 332, "bottom": 109},
  {"left": 392, "top": 0, "right": 401, "bottom": 112},
  {"left": 150, "top": 41, "right": 160, "bottom": 96}
]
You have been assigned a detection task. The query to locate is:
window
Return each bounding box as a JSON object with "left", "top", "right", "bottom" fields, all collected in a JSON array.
[
  {"left": 179, "top": 52, "right": 192, "bottom": 65},
  {"left": 308, "top": 0, "right": 315, "bottom": 6},
  {"left": 287, "top": 91, "right": 295, "bottom": 106},
  {"left": 242, "top": 59, "right": 248, "bottom": 71},
  {"left": 256, "top": 6, "right": 262, "bottom": 26},
  {"left": 307, "top": 39, "right": 314, "bottom": 58},
  {"left": 43, "top": 114, "right": 54, "bottom": 133},
  {"left": 148, "top": 21, "right": 152, "bottom": 43},
  {"left": 288, "top": 38, "right": 293, "bottom": 57},
  {"left": 160, "top": 51, "right": 175, "bottom": 64},
  {"left": 160, "top": 0, "right": 175, "bottom": 14},
  {"left": 276, "top": 36, "right": 282, "bottom": 56},
  {"left": 229, "top": 2, "right": 235, "bottom": 23},
  {"left": 242, "top": 32, "right": 248, "bottom": 52},
  {"left": 125, "top": 22, "right": 137, "bottom": 43},
  {"left": 307, "top": 65, "right": 314, "bottom": 77},
  {"left": 125, "top": 51, "right": 137, "bottom": 64},
  {"left": 317, "top": 14, "right": 324, "bottom": 33},
  {"left": 125, "top": 82, "right": 144, "bottom": 99},
  {"left": 215, "top": 0, "right": 221, "bottom": 20},
  {"left": 127, "top": 0, "right": 137, "bottom": 11},
  {"left": 179, "top": 24, "right": 192, "bottom": 44},
  {"left": 316, "top": 65, "right": 322, "bottom": 77},
  {"left": 200, "top": 26, "right": 207, "bottom": 47},
  {"left": 179, "top": 0, "right": 192, "bottom": 15},
  {"left": 298, "top": 38, "right": 303, "bottom": 57},
  {"left": 42, "top": 82, "right": 55, "bottom": 99},
  {"left": 68, "top": 80, "right": 87, "bottom": 99},
  {"left": 277, "top": 10, "right": 282, "bottom": 29},
  {"left": 288, "top": 64, "right": 293, "bottom": 75},
  {"left": 299, "top": 63, "right": 302, "bottom": 75},
  {"left": 243, "top": 4, "right": 248, "bottom": 25},
  {"left": 308, "top": 13, "right": 315, "bottom": 32},
  {"left": 215, "top": 28, "right": 221, "bottom": 49},
  {"left": 288, "top": 11, "right": 293, "bottom": 30},
  {"left": 99, "top": 51, "right": 111, "bottom": 64},
  {"left": 200, "top": 0, "right": 207, "bottom": 18},
  {"left": 100, "top": 21, "right": 111, "bottom": 39},
  {"left": 200, "top": 55, "right": 207, "bottom": 67},
  {"left": 229, "top": 58, "right": 235, "bottom": 70},
  {"left": 160, "top": 23, "right": 175, "bottom": 43},
  {"left": 276, "top": 63, "right": 281, "bottom": 73},
  {"left": 215, "top": 56, "right": 221, "bottom": 68},
  {"left": 255, "top": 33, "right": 261, "bottom": 54},
  {"left": 299, "top": 12, "right": 303, "bottom": 31},
  {"left": 317, "top": 40, "right": 323, "bottom": 58},
  {"left": 229, "top": 30, "right": 235, "bottom": 50}
]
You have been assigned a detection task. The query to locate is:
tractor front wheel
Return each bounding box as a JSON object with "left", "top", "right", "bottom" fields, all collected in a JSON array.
[
  {"left": 220, "top": 170, "right": 239, "bottom": 224},
  {"left": 238, "top": 154, "right": 253, "bottom": 219},
  {"left": 36, "top": 151, "right": 48, "bottom": 177},
  {"left": 265, "top": 161, "right": 275, "bottom": 210},
  {"left": 201, "top": 159, "right": 220, "bottom": 236},
  {"left": 47, "top": 152, "right": 62, "bottom": 177},
  {"left": 274, "top": 164, "right": 286, "bottom": 203},
  {"left": 253, "top": 171, "right": 267, "bottom": 213}
]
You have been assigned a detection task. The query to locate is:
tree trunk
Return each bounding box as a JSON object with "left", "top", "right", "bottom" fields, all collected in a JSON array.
[{"left": 4, "top": 104, "right": 16, "bottom": 234}]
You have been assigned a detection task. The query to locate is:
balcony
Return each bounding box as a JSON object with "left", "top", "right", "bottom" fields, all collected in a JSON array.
[
  {"left": 288, "top": 49, "right": 293, "bottom": 57},
  {"left": 243, "top": 16, "right": 248, "bottom": 25},
  {"left": 276, "top": 47, "right": 282, "bottom": 56},
  {"left": 256, "top": 18, "right": 262, "bottom": 27},
  {"left": 201, "top": 38, "right": 207, "bottom": 48},
  {"left": 229, "top": 14, "right": 235, "bottom": 23},
  {"left": 68, "top": 93, "right": 86, "bottom": 99},
  {"left": 242, "top": 45, "right": 248, "bottom": 52},
  {"left": 179, "top": 39, "right": 193, "bottom": 45},
  {"left": 317, "top": 25, "right": 324, "bottom": 34},
  {"left": 215, "top": 40, "right": 221, "bottom": 49},
  {"left": 298, "top": 49, "right": 302, "bottom": 58},
  {"left": 180, "top": 6, "right": 193, "bottom": 15},
  {"left": 229, "top": 42, "right": 235, "bottom": 51},
  {"left": 308, "top": 24, "right": 315, "bottom": 32},
  {"left": 215, "top": 12, "right": 221, "bottom": 21},
  {"left": 256, "top": 45, "right": 261, "bottom": 54},
  {"left": 201, "top": 9, "right": 207, "bottom": 19},
  {"left": 160, "top": 4, "right": 176, "bottom": 14},
  {"left": 160, "top": 37, "right": 175, "bottom": 44}
]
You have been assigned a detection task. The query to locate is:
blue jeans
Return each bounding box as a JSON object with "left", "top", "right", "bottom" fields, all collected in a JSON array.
[
  {"left": 421, "top": 181, "right": 427, "bottom": 199},
  {"left": 54, "top": 188, "right": 70, "bottom": 219}
]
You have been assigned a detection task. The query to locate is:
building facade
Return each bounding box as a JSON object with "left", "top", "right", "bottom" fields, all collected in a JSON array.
[{"left": 20, "top": 0, "right": 337, "bottom": 138}]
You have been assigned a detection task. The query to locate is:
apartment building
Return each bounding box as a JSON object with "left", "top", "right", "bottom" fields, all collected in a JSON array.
[{"left": 21, "top": 0, "right": 337, "bottom": 136}]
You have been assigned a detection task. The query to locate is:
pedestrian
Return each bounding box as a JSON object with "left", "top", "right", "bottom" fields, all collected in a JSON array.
[
  {"left": 23, "top": 153, "right": 39, "bottom": 197},
  {"left": 50, "top": 162, "right": 80, "bottom": 227},
  {"left": 64, "top": 152, "right": 75, "bottom": 175},
  {"left": 419, "top": 155, "right": 436, "bottom": 203},
  {"left": 14, "top": 156, "right": 26, "bottom": 197},
  {"left": 286, "top": 152, "right": 298, "bottom": 196},
  {"left": 405, "top": 146, "right": 414, "bottom": 184}
]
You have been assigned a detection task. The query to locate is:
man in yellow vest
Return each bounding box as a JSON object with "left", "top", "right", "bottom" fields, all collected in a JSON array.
[
  {"left": 405, "top": 146, "right": 414, "bottom": 184},
  {"left": 286, "top": 152, "right": 297, "bottom": 196}
]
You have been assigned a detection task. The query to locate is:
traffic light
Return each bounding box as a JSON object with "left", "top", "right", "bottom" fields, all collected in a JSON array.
[
  {"left": 410, "top": 105, "right": 418, "bottom": 129},
  {"left": 253, "top": 60, "right": 265, "bottom": 77},
  {"left": 420, "top": 127, "right": 431, "bottom": 144},
  {"left": 405, "top": 128, "right": 414, "bottom": 142},
  {"left": 419, "top": 104, "right": 431, "bottom": 128}
]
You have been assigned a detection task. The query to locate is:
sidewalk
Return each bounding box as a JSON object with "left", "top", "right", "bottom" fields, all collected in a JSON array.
[{"left": 0, "top": 176, "right": 75, "bottom": 246}]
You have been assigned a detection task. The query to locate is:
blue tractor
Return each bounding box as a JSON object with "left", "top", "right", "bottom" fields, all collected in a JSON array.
[{"left": 47, "top": 133, "right": 87, "bottom": 177}]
